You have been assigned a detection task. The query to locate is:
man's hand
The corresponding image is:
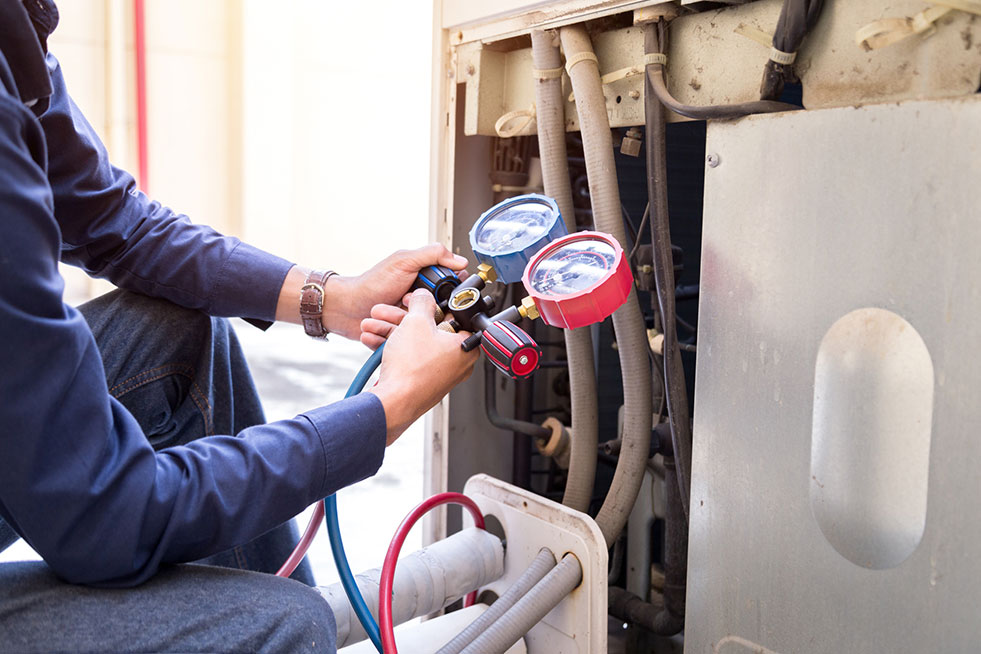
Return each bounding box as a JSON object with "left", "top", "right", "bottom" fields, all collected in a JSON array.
[
  {"left": 275, "top": 244, "right": 467, "bottom": 340},
  {"left": 368, "top": 289, "right": 478, "bottom": 445}
]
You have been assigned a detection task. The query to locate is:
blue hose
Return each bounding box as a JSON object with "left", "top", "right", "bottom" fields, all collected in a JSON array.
[{"left": 326, "top": 343, "right": 385, "bottom": 652}]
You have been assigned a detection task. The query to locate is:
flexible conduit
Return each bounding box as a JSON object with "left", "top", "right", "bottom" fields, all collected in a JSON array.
[
  {"left": 458, "top": 555, "right": 583, "bottom": 654},
  {"left": 435, "top": 548, "right": 557, "bottom": 654},
  {"left": 645, "top": 21, "right": 694, "bottom": 518},
  {"left": 560, "top": 24, "right": 653, "bottom": 547},
  {"left": 529, "top": 29, "right": 599, "bottom": 514}
]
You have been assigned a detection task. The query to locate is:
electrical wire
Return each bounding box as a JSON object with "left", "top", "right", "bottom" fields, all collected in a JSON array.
[
  {"left": 628, "top": 203, "right": 651, "bottom": 263},
  {"left": 646, "top": 21, "right": 693, "bottom": 520},
  {"left": 648, "top": 21, "right": 798, "bottom": 120},
  {"left": 379, "top": 493, "right": 486, "bottom": 654},
  {"left": 761, "top": 0, "right": 826, "bottom": 100}
]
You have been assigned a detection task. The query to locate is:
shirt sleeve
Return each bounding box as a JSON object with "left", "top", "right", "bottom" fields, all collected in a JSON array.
[
  {"left": 40, "top": 53, "right": 292, "bottom": 323},
  {"left": 0, "top": 89, "right": 387, "bottom": 587}
]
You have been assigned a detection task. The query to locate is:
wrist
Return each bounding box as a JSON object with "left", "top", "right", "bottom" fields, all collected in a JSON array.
[
  {"left": 275, "top": 265, "right": 353, "bottom": 336},
  {"left": 368, "top": 381, "right": 418, "bottom": 446}
]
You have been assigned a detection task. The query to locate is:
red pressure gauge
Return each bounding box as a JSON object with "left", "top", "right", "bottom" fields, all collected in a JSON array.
[{"left": 521, "top": 231, "right": 633, "bottom": 330}]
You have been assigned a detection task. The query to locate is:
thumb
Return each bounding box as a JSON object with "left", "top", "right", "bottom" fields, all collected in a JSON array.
[
  {"left": 406, "top": 243, "right": 469, "bottom": 272},
  {"left": 406, "top": 288, "right": 438, "bottom": 317}
]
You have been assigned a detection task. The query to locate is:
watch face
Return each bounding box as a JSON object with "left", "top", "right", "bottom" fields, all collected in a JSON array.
[
  {"left": 474, "top": 200, "right": 555, "bottom": 254},
  {"left": 528, "top": 237, "right": 617, "bottom": 296}
]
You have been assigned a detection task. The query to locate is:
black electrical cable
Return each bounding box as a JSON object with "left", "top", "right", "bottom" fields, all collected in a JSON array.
[
  {"left": 760, "top": 0, "right": 826, "bottom": 101},
  {"left": 645, "top": 20, "right": 694, "bottom": 521},
  {"left": 628, "top": 203, "right": 650, "bottom": 263},
  {"left": 648, "top": 21, "right": 798, "bottom": 120}
]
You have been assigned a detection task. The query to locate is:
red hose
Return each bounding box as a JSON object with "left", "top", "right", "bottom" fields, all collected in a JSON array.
[
  {"left": 379, "top": 492, "right": 486, "bottom": 654},
  {"left": 133, "top": 0, "right": 149, "bottom": 193},
  {"left": 275, "top": 501, "right": 324, "bottom": 578}
]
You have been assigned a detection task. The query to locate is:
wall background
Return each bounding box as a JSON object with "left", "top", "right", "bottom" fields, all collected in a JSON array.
[
  {"left": 50, "top": 0, "right": 434, "bottom": 300},
  {"left": 2, "top": 0, "right": 435, "bottom": 586}
]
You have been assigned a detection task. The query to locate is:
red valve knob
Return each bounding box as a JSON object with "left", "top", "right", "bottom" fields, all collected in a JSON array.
[{"left": 480, "top": 320, "right": 541, "bottom": 379}]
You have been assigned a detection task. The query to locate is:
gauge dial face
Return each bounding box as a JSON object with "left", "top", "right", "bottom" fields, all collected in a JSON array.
[
  {"left": 528, "top": 238, "right": 617, "bottom": 296},
  {"left": 474, "top": 201, "right": 555, "bottom": 254}
]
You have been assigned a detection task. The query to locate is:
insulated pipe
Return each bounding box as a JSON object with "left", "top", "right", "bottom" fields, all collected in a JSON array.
[
  {"left": 560, "top": 24, "right": 653, "bottom": 546},
  {"left": 530, "top": 29, "right": 599, "bottom": 514},
  {"left": 646, "top": 21, "right": 798, "bottom": 120},
  {"left": 645, "top": 21, "right": 693, "bottom": 517},
  {"left": 458, "top": 555, "right": 583, "bottom": 654},
  {"left": 320, "top": 528, "right": 504, "bottom": 649},
  {"left": 435, "top": 548, "right": 557, "bottom": 654}
]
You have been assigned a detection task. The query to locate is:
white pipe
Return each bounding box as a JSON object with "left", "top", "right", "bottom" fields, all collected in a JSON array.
[
  {"left": 458, "top": 555, "right": 583, "bottom": 654},
  {"left": 320, "top": 528, "right": 504, "bottom": 649}
]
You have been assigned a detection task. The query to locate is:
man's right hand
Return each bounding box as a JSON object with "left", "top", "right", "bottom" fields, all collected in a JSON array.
[{"left": 367, "top": 289, "right": 478, "bottom": 445}]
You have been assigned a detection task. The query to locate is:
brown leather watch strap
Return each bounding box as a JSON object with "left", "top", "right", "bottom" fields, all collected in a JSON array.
[{"left": 300, "top": 269, "right": 337, "bottom": 339}]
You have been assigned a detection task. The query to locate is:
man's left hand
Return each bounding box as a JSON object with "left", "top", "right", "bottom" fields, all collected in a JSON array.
[{"left": 321, "top": 244, "right": 467, "bottom": 340}]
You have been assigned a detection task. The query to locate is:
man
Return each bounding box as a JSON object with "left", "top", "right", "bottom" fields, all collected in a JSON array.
[{"left": 0, "top": 1, "right": 477, "bottom": 651}]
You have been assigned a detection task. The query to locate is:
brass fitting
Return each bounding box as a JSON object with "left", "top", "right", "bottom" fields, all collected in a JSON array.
[
  {"left": 518, "top": 296, "right": 541, "bottom": 321},
  {"left": 436, "top": 320, "right": 457, "bottom": 333},
  {"left": 477, "top": 263, "right": 497, "bottom": 283}
]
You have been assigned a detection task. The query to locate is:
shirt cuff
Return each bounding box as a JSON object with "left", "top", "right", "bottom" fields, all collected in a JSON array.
[
  {"left": 210, "top": 241, "right": 294, "bottom": 322},
  {"left": 301, "top": 392, "right": 387, "bottom": 497}
]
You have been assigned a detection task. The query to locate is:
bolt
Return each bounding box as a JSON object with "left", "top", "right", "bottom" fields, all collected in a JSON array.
[
  {"left": 518, "top": 355, "right": 528, "bottom": 365},
  {"left": 706, "top": 153, "right": 721, "bottom": 168},
  {"left": 629, "top": 90, "right": 640, "bottom": 99}
]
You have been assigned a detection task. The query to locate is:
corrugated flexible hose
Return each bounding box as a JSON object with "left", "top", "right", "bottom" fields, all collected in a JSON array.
[
  {"left": 458, "top": 555, "right": 583, "bottom": 654},
  {"left": 435, "top": 548, "right": 557, "bottom": 654},
  {"left": 560, "top": 24, "right": 653, "bottom": 547},
  {"left": 530, "top": 29, "right": 599, "bottom": 514}
]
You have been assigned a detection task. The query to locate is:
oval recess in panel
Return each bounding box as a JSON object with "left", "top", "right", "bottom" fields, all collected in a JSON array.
[{"left": 810, "top": 307, "right": 934, "bottom": 570}]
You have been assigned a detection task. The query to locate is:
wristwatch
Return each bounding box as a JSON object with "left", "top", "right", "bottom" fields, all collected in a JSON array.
[{"left": 300, "top": 269, "right": 337, "bottom": 339}]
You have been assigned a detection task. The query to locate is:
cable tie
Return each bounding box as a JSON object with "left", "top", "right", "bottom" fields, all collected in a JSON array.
[
  {"left": 532, "top": 66, "right": 564, "bottom": 79},
  {"left": 769, "top": 47, "right": 797, "bottom": 65},
  {"left": 643, "top": 52, "right": 668, "bottom": 66},
  {"left": 565, "top": 51, "right": 598, "bottom": 74},
  {"left": 494, "top": 105, "right": 536, "bottom": 138}
]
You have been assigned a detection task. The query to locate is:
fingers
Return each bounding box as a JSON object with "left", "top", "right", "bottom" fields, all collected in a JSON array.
[
  {"left": 361, "top": 317, "right": 398, "bottom": 340},
  {"left": 360, "top": 332, "right": 386, "bottom": 351},
  {"left": 400, "top": 243, "right": 469, "bottom": 272},
  {"left": 370, "top": 303, "right": 408, "bottom": 324}
]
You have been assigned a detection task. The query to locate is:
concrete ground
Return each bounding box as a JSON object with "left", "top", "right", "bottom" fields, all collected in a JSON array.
[{"left": 0, "top": 318, "right": 425, "bottom": 588}]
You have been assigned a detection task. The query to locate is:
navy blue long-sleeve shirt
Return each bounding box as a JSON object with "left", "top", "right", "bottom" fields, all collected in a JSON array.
[{"left": 0, "top": 12, "right": 386, "bottom": 586}]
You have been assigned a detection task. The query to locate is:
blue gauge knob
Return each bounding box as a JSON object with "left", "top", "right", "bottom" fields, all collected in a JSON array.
[{"left": 469, "top": 194, "right": 568, "bottom": 284}]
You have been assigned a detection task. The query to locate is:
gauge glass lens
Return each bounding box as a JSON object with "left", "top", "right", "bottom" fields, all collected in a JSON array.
[
  {"left": 475, "top": 201, "right": 554, "bottom": 253},
  {"left": 529, "top": 238, "right": 616, "bottom": 296}
]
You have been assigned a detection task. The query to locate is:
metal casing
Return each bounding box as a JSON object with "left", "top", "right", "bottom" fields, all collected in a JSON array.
[{"left": 688, "top": 96, "right": 981, "bottom": 653}]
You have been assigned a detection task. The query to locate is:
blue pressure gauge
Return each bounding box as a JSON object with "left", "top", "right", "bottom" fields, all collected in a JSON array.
[{"left": 469, "top": 194, "right": 568, "bottom": 284}]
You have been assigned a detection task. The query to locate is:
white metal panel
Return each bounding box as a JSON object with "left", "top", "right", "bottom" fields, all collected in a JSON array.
[
  {"left": 688, "top": 95, "right": 981, "bottom": 653},
  {"left": 465, "top": 474, "right": 608, "bottom": 654}
]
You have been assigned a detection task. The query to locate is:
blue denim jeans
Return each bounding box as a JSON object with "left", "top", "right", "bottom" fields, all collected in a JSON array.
[{"left": 0, "top": 290, "right": 332, "bottom": 652}]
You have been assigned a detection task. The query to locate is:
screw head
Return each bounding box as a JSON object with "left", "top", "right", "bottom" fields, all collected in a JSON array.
[
  {"left": 518, "top": 355, "right": 528, "bottom": 365},
  {"left": 706, "top": 153, "right": 721, "bottom": 168}
]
